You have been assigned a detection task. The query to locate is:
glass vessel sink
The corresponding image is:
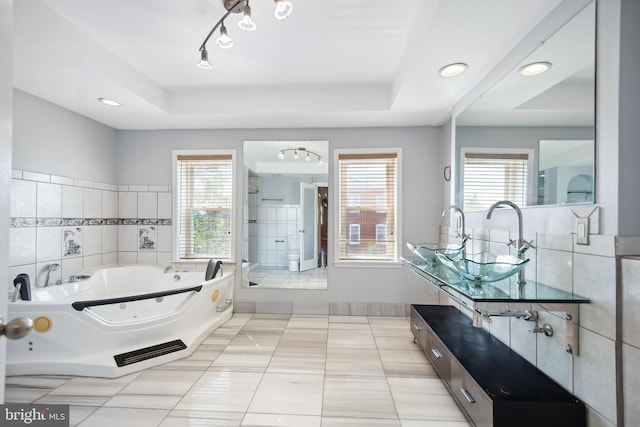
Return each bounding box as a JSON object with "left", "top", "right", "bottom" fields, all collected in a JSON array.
[
  {"left": 435, "top": 251, "right": 529, "bottom": 284},
  {"left": 406, "top": 242, "right": 464, "bottom": 265}
]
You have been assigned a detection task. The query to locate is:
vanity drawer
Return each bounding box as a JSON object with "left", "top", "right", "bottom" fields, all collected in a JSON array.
[
  {"left": 425, "top": 327, "right": 451, "bottom": 384},
  {"left": 410, "top": 306, "right": 428, "bottom": 350},
  {"left": 451, "top": 358, "right": 493, "bottom": 427}
]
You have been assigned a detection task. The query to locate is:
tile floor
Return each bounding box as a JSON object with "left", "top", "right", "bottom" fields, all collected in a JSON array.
[
  {"left": 5, "top": 313, "right": 471, "bottom": 427},
  {"left": 246, "top": 266, "right": 328, "bottom": 289}
]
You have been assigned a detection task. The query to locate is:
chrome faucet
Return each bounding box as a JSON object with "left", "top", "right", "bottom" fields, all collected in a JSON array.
[
  {"left": 163, "top": 265, "right": 174, "bottom": 273},
  {"left": 442, "top": 205, "right": 470, "bottom": 248},
  {"left": 44, "top": 263, "right": 60, "bottom": 287},
  {"left": 486, "top": 200, "right": 533, "bottom": 284}
]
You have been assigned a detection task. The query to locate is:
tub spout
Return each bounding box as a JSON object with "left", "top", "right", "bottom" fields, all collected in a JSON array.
[
  {"left": 205, "top": 259, "right": 223, "bottom": 280},
  {"left": 44, "top": 263, "right": 60, "bottom": 287},
  {"left": 163, "top": 265, "right": 174, "bottom": 273},
  {"left": 12, "top": 283, "right": 22, "bottom": 302}
]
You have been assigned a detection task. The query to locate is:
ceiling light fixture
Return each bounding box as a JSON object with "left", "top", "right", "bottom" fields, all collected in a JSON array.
[
  {"left": 278, "top": 147, "right": 322, "bottom": 163},
  {"left": 216, "top": 22, "right": 234, "bottom": 49},
  {"left": 439, "top": 63, "right": 468, "bottom": 78},
  {"left": 274, "top": 0, "right": 293, "bottom": 20},
  {"left": 97, "top": 98, "right": 122, "bottom": 107},
  {"left": 238, "top": 2, "right": 257, "bottom": 31},
  {"left": 198, "top": 0, "right": 293, "bottom": 68},
  {"left": 519, "top": 61, "right": 552, "bottom": 76},
  {"left": 197, "top": 49, "right": 213, "bottom": 69}
]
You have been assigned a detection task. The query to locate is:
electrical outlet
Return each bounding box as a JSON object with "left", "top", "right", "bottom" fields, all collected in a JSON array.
[{"left": 576, "top": 217, "right": 589, "bottom": 245}]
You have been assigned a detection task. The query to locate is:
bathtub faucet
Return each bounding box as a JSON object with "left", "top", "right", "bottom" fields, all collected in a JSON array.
[
  {"left": 44, "top": 263, "right": 60, "bottom": 287},
  {"left": 205, "top": 259, "right": 223, "bottom": 280},
  {"left": 163, "top": 265, "right": 174, "bottom": 273}
]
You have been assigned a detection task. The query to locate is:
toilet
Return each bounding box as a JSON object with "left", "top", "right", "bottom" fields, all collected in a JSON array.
[{"left": 287, "top": 234, "right": 300, "bottom": 272}]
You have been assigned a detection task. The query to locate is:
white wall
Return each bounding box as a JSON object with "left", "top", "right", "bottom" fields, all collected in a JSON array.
[
  {"left": 440, "top": 120, "right": 453, "bottom": 210},
  {"left": 617, "top": 0, "right": 640, "bottom": 236},
  {"left": 0, "top": 0, "right": 13, "bottom": 403},
  {"left": 12, "top": 90, "right": 117, "bottom": 184},
  {"left": 116, "top": 126, "right": 443, "bottom": 305},
  {"left": 594, "top": 0, "right": 620, "bottom": 237}
]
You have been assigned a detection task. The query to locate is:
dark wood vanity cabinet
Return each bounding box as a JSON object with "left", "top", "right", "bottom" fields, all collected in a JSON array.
[{"left": 411, "top": 305, "right": 585, "bottom": 427}]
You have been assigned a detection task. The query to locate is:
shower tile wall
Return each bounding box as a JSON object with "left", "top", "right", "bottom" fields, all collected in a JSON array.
[
  {"left": 250, "top": 204, "right": 300, "bottom": 268},
  {"left": 8, "top": 169, "right": 172, "bottom": 288}
]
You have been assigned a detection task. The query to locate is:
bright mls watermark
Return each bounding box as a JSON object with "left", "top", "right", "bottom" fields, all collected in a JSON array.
[{"left": 2, "top": 404, "right": 69, "bottom": 426}]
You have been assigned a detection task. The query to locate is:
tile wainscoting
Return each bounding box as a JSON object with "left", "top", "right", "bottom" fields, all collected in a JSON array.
[{"left": 9, "top": 169, "right": 173, "bottom": 287}]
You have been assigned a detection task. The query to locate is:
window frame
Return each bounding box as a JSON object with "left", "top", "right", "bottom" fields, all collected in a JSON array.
[
  {"left": 172, "top": 149, "right": 237, "bottom": 262},
  {"left": 459, "top": 147, "right": 535, "bottom": 212},
  {"left": 333, "top": 148, "right": 402, "bottom": 268}
]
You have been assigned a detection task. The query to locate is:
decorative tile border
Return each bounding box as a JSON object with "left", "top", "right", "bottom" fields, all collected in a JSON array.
[{"left": 10, "top": 218, "right": 172, "bottom": 227}]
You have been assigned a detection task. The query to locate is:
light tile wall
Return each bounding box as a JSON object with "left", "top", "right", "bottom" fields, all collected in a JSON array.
[
  {"left": 622, "top": 257, "right": 640, "bottom": 425},
  {"left": 9, "top": 170, "right": 119, "bottom": 287},
  {"left": 116, "top": 185, "right": 172, "bottom": 266},
  {"left": 441, "top": 225, "right": 621, "bottom": 425},
  {"left": 9, "top": 170, "right": 173, "bottom": 289}
]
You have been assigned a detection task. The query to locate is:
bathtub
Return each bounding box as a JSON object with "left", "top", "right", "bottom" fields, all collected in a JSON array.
[{"left": 6, "top": 264, "right": 234, "bottom": 378}]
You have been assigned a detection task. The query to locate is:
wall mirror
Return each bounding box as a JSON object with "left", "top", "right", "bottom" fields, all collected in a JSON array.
[
  {"left": 454, "top": 1, "right": 595, "bottom": 211},
  {"left": 242, "top": 140, "right": 329, "bottom": 289}
]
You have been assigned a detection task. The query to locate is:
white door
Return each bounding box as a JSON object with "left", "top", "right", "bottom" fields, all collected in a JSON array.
[{"left": 299, "top": 183, "right": 318, "bottom": 271}]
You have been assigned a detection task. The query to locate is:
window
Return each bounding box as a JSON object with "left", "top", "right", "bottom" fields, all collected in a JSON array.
[
  {"left": 336, "top": 149, "right": 400, "bottom": 262},
  {"left": 461, "top": 149, "right": 533, "bottom": 212},
  {"left": 375, "top": 224, "right": 387, "bottom": 243},
  {"left": 174, "top": 151, "right": 235, "bottom": 260},
  {"left": 349, "top": 224, "right": 361, "bottom": 244}
]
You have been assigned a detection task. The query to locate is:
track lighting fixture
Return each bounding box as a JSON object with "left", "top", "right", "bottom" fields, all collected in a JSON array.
[
  {"left": 197, "top": 0, "right": 294, "bottom": 69},
  {"left": 278, "top": 147, "right": 322, "bottom": 163}
]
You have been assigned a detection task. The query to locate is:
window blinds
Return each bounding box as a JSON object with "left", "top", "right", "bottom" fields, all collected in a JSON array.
[
  {"left": 337, "top": 153, "right": 397, "bottom": 261},
  {"left": 462, "top": 152, "right": 528, "bottom": 211},
  {"left": 175, "top": 154, "right": 233, "bottom": 259}
]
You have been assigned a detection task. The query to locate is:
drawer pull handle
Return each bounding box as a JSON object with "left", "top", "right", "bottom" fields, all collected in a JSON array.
[
  {"left": 430, "top": 348, "right": 442, "bottom": 359},
  {"left": 413, "top": 323, "right": 422, "bottom": 331},
  {"left": 460, "top": 388, "right": 475, "bottom": 404}
]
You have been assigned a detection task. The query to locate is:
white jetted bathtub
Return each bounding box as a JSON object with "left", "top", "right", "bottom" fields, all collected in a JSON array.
[{"left": 7, "top": 264, "right": 234, "bottom": 378}]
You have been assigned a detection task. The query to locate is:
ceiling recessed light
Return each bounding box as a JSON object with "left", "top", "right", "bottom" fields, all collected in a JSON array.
[
  {"left": 439, "top": 63, "right": 468, "bottom": 78},
  {"left": 97, "top": 98, "right": 122, "bottom": 107},
  {"left": 519, "top": 61, "right": 552, "bottom": 77}
]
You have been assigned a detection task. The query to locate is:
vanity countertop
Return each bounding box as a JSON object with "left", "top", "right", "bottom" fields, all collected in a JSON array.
[{"left": 404, "top": 255, "right": 589, "bottom": 304}]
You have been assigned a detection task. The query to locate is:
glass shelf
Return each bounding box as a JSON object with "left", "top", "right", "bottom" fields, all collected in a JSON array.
[
  {"left": 404, "top": 254, "right": 590, "bottom": 355},
  {"left": 404, "top": 255, "right": 589, "bottom": 304}
]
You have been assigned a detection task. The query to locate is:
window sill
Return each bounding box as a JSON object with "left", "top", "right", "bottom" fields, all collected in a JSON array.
[{"left": 332, "top": 260, "right": 403, "bottom": 269}]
